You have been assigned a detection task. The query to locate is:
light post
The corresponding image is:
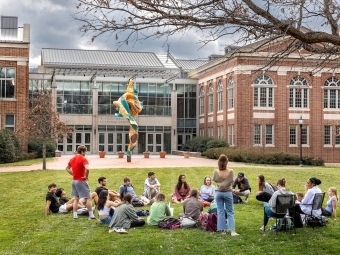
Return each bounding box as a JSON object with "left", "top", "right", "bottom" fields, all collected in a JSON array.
[{"left": 299, "top": 116, "right": 304, "bottom": 167}]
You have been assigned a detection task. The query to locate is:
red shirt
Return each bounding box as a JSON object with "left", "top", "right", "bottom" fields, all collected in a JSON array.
[{"left": 68, "top": 154, "right": 89, "bottom": 181}]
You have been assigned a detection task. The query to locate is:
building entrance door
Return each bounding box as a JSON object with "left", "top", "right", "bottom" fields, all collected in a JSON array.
[
  {"left": 177, "top": 134, "right": 193, "bottom": 150},
  {"left": 65, "top": 132, "right": 91, "bottom": 154},
  {"left": 147, "top": 133, "right": 163, "bottom": 154},
  {"left": 98, "top": 132, "right": 131, "bottom": 154}
]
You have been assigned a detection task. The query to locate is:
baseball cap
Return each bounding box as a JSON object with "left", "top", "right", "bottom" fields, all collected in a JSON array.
[{"left": 238, "top": 172, "right": 244, "bottom": 178}]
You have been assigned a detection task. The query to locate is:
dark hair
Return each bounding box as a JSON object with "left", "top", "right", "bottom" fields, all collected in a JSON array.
[
  {"left": 55, "top": 188, "right": 64, "bottom": 198},
  {"left": 148, "top": 172, "right": 155, "bottom": 177},
  {"left": 123, "top": 193, "right": 132, "bottom": 204},
  {"left": 176, "top": 174, "right": 188, "bottom": 191},
  {"left": 277, "top": 178, "right": 286, "bottom": 187},
  {"left": 98, "top": 177, "right": 106, "bottom": 183},
  {"left": 258, "top": 175, "right": 265, "bottom": 191},
  {"left": 97, "top": 190, "right": 109, "bottom": 211},
  {"left": 203, "top": 176, "right": 211, "bottom": 185},
  {"left": 77, "top": 145, "right": 87, "bottom": 154},
  {"left": 190, "top": 189, "right": 199, "bottom": 198},
  {"left": 218, "top": 154, "right": 228, "bottom": 170},
  {"left": 124, "top": 177, "right": 131, "bottom": 183},
  {"left": 309, "top": 177, "right": 322, "bottom": 186},
  {"left": 48, "top": 183, "right": 56, "bottom": 189}
]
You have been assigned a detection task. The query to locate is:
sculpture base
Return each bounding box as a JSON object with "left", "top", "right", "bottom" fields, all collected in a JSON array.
[{"left": 127, "top": 155, "right": 131, "bottom": 162}]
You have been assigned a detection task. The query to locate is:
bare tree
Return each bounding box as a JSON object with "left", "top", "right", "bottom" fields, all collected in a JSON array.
[
  {"left": 27, "top": 90, "right": 73, "bottom": 170},
  {"left": 72, "top": 0, "right": 340, "bottom": 59}
]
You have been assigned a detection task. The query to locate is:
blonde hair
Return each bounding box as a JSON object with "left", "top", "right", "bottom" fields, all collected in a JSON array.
[
  {"left": 329, "top": 187, "right": 339, "bottom": 201},
  {"left": 218, "top": 154, "right": 228, "bottom": 170}
]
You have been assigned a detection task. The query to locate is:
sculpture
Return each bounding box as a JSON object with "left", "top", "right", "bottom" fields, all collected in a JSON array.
[{"left": 113, "top": 79, "right": 143, "bottom": 162}]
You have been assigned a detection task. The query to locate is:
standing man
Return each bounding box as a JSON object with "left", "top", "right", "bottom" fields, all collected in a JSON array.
[
  {"left": 232, "top": 172, "right": 251, "bottom": 203},
  {"left": 66, "top": 145, "right": 96, "bottom": 219}
]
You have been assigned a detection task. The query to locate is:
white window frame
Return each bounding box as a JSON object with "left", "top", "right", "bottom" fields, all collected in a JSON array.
[
  {"left": 208, "top": 84, "right": 214, "bottom": 113},
  {"left": 217, "top": 80, "right": 223, "bottom": 111},
  {"left": 228, "top": 77, "right": 234, "bottom": 109},
  {"left": 265, "top": 124, "right": 274, "bottom": 145},
  {"left": 290, "top": 124, "right": 309, "bottom": 146},
  {"left": 324, "top": 125, "right": 332, "bottom": 146},
  {"left": 324, "top": 77, "right": 340, "bottom": 109},
  {"left": 254, "top": 124, "right": 262, "bottom": 146},
  {"left": 199, "top": 86, "right": 204, "bottom": 115},
  {"left": 228, "top": 124, "right": 234, "bottom": 146},
  {"left": 5, "top": 114, "right": 15, "bottom": 131},
  {"left": 289, "top": 76, "right": 309, "bottom": 109},
  {"left": 253, "top": 74, "right": 274, "bottom": 108},
  {"left": 0, "top": 67, "right": 16, "bottom": 99},
  {"left": 336, "top": 126, "right": 340, "bottom": 146},
  {"left": 289, "top": 125, "right": 297, "bottom": 146}
]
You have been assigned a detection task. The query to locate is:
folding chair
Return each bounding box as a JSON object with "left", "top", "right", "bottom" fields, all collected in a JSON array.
[
  {"left": 264, "top": 194, "right": 296, "bottom": 234},
  {"left": 301, "top": 192, "right": 325, "bottom": 229}
]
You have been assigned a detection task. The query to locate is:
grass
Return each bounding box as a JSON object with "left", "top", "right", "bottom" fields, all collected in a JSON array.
[
  {"left": 1, "top": 165, "right": 340, "bottom": 255},
  {"left": 0, "top": 158, "right": 54, "bottom": 167}
]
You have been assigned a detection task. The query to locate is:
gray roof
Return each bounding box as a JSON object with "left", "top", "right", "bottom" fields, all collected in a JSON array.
[
  {"left": 41, "top": 48, "right": 166, "bottom": 70},
  {"left": 175, "top": 59, "right": 209, "bottom": 72}
]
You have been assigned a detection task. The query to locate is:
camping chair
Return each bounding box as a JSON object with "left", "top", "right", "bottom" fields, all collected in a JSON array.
[
  {"left": 264, "top": 194, "right": 296, "bottom": 234},
  {"left": 301, "top": 192, "right": 325, "bottom": 230}
]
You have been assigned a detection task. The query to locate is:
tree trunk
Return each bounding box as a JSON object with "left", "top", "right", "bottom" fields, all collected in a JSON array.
[{"left": 42, "top": 141, "right": 46, "bottom": 170}]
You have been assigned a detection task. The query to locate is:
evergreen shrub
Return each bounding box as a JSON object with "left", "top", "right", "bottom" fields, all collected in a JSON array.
[
  {"left": 0, "top": 129, "right": 17, "bottom": 163},
  {"left": 28, "top": 137, "right": 56, "bottom": 158}
]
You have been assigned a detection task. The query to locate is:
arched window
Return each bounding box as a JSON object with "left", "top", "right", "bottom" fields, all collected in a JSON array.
[
  {"left": 324, "top": 77, "right": 340, "bottom": 109},
  {"left": 253, "top": 74, "right": 274, "bottom": 107},
  {"left": 289, "top": 76, "right": 309, "bottom": 108},
  {"left": 228, "top": 77, "right": 234, "bottom": 109},
  {"left": 199, "top": 86, "right": 204, "bottom": 115},
  {"left": 217, "top": 80, "right": 223, "bottom": 111},
  {"left": 208, "top": 84, "right": 214, "bottom": 113}
]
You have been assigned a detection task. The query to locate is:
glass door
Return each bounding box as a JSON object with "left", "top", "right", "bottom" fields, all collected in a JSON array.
[
  {"left": 65, "top": 132, "right": 91, "bottom": 154},
  {"left": 147, "top": 133, "right": 163, "bottom": 154},
  {"left": 98, "top": 132, "right": 114, "bottom": 154}
]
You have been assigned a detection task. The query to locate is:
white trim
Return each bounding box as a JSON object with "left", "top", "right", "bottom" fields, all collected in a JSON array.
[
  {"left": 227, "top": 113, "right": 234, "bottom": 119},
  {"left": 0, "top": 43, "right": 29, "bottom": 48},
  {"left": 217, "top": 115, "right": 223, "bottom": 121},
  {"left": 253, "top": 112, "right": 275, "bottom": 118},
  {"left": 0, "top": 57, "right": 29, "bottom": 62}
]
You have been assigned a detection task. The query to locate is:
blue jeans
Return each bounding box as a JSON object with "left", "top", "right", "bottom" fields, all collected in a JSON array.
[
  {"left": 263, "top": 202, "right": 284, "bottom": 226},
  {"left": 100, "top": 216, "right": 112, "bottom": 225},
  {"left": 215, "top": 191, "right": 235, "bottom": 231}
]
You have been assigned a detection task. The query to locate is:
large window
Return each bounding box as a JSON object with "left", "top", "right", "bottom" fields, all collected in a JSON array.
[
  {"left": 208, "top": 84, "right": 214, "bottom": 113},
  {"left": 265, "top": 125, "right": 273, "bottom": 145},
  {"left": 217, "top": 81, "right": 223, "bottom": 111},
  {"left": 324, "top": 77, "right": 340, "bottom": 109},
  {"left": 228, "top": 77, "right": 234, "bottom": 109},
  {"left": 228, "top": 124, "right": 234, "bottom": 146},
  {"left": 177, "top": 84, "right": 197, "bottom": 129},
  {"left": 290, "top": 125, "right": 308, "bottom": 145},
  {"left": 254, "top": 124, "right": 262, "bottom": 145},
  {"left": 0, "top": 67, "right": 15, "bottom": 98},
  {"left": 336, "top": 126, "right": 340, "bottom": 145},
  {"left": 217, "top": 126, "right": 223, "bottom": 139},
  {"left": 253, "top": 74, "right": 273, "bottom": 108},
  {"left": 199, "top": 86, "right": 204, "bottom": 115},
  {"left": 289, "top": 76, "right": 309, "bottom": 108},
  {"left": 5, "top": 114, "right": 14, "bottom": 131},
  {"left": 324, "top": 126, "right": 331, "bottom": 145}
]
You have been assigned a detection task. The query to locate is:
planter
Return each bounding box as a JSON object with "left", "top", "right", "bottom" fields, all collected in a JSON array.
[
  {"left": 183, "top": 151, "right": 190, "bottom": 158},
  {"left": 98, "top": 151, "right": 106, "bottom": 158},
  {"left": 143, "top": 151, "right": 150, "bottom": 158},
  {"left": 118, "top": 151, "right": 125, "bottom": 158},
  {"left": 159, "top": 151, "right": 166, "bottom": 158}
]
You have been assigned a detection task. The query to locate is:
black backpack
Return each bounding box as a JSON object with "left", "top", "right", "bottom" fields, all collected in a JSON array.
[
  {"left": 233, "top": 194, "right": 243, "bottom": 204},
  {"left": 158, "top": 217, "right": 180, "bottom": 229}
]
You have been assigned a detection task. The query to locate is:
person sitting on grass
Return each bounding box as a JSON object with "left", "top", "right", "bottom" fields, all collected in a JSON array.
[
  {"left": 172, "top": 174, "right": 191, "bottom": 203},
  {"left": 143, "top": 171, "right": 161, "bottom": 200},
  {"left": 119, "top": 177, "right": 150, "bottom": 206},
  {"left": 232, "top": 172, "right": 251, "bottom": 203},
  {"left": 95, "top": 176, "right": 120, "bottom": 202},
  {"left": 147, "top": 193, "right": 171, "bottom": 226},
  {"left": 200, "top": 176, "right": 215, "bottom": 203},
  {"left": 256, "top": 174, "right": 275, "bottom": 202},
  {"left": 260, "top": 178, "right": 294, "bottom": 231},
  {"left": 97, "top": 190, "right": 122, "bottom": 225},
  {"left": 108, "top": 194, "right": 145, "bottom": 234},
  {"left": 55, "top": 187, "right": 85, "bottom": 207},
  {"left": 322, "top": 187, "right": 338, "bottom": 219},
  {"left": 45, "top": 183, "right": 73, "bottom": 216},
  {"left": 180, "top": 189, "right": 203, "bottom": 220}
]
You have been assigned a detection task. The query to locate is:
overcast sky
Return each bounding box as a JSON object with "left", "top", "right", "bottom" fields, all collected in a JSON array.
[{"left": 2, "top": 0, "right": 230, "bottom": 67}]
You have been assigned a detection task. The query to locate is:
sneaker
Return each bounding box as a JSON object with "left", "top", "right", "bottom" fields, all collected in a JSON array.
[
  {"left": 109, "top": 227, "right": 117, "bottom": 233},
  {"left": 244, "top": 199, "right": 248, "bottom": 204},
  {"left": 260, "top": 226, "right": 264, "bottom": 231},
  {"left": 116, "top": 228, "right": 128, "bottom": 234},
  {"left": 89, "top": 216, "right": 97, "bottom": 220},
  {"left": 231, "top": 232, "right": 239, "bottom": 236},
  {"left": 73, "top": 216, "right": 79, "bottom": 220}
]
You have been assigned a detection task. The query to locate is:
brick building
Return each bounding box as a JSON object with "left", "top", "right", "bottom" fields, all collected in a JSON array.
[
  {"left": 0, "top": 16, "right": 30, "bottom": 151},
  {"left": 189, "top": 38, "right": 340, "bottom": 163}
]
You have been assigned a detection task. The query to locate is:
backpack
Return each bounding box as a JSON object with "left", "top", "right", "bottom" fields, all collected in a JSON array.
[
  {"left": 233, "top": 194, "right": 243, "bottom": 204},
  {"left": 76, "top": 207, "right": 89, "bottom": 216},
  {"left": 158, "top": 217, "right": 181, "bottom": 230},
  {"left": 179, "top": 216, "right": 198, "bottom": 228},
  {"left": 132, "top": 200, "right": 145, "bottom": 207},
  {"left": 198, "top": 212, "right": 209, "bottom": 229},
  {"left": 269, "top": 183, "right": 278, "bottom": 192},
  {"left": 306, "top": 216, "right": 327, "bottom": 227},
  {"left": 271, "top": 217, "right": 294, "bottom": 231},
  {"left": 205, "top": 213, "right": 217, "bottom": 232}
]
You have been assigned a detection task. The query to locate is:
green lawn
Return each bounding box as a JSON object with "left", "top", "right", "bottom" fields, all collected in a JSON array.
[
  {"left": 0, "top": 157, "right": 54, "bottom": 167},
  {"left": 1, "top": 166, "right": 339, "bottom": 255}
]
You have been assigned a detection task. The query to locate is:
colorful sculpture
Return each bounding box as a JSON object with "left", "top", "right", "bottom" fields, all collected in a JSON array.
[{"left": 113, "top": 79, "right": 143, "bottom": 162}]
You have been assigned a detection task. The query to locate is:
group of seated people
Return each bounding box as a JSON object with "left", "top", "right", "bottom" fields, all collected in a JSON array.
[{"left": 45, "top": 170, "right": 337, "bottom": 234}]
